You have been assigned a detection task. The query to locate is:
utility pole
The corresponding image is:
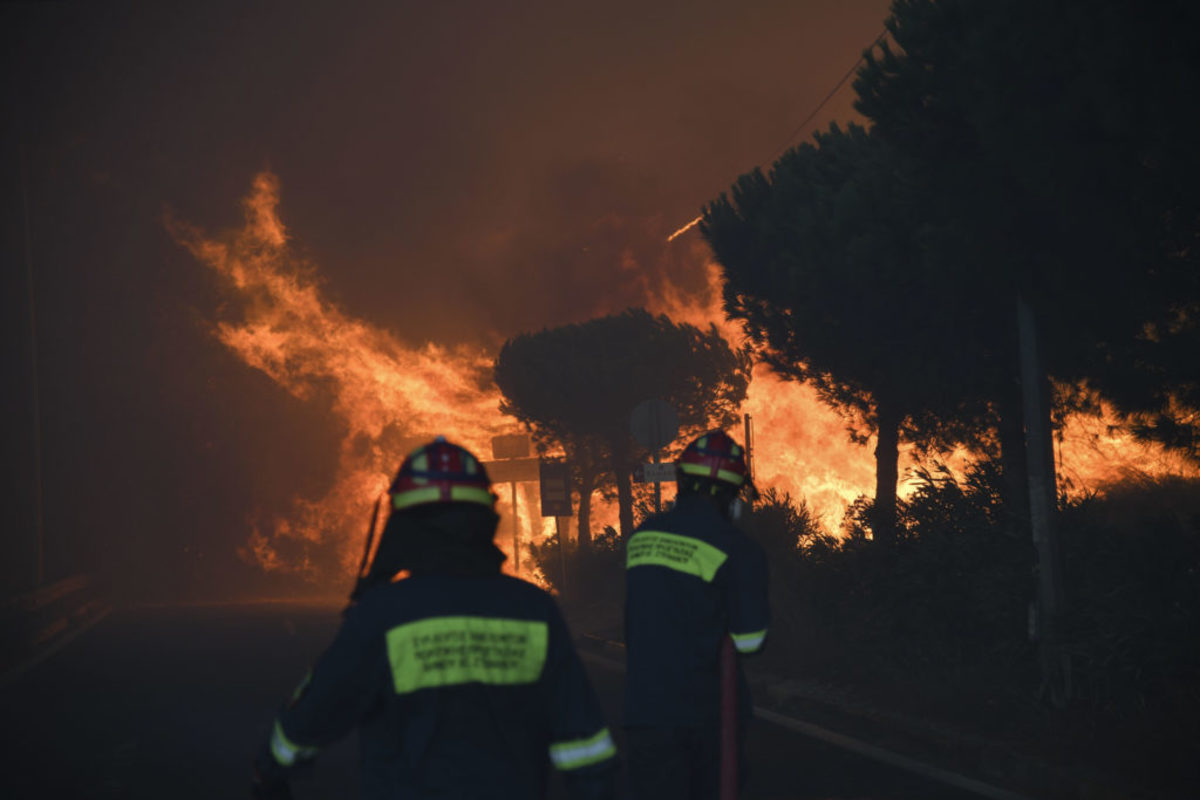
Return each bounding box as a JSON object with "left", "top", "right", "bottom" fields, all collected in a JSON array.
[
  {"left": 555, "top": 516, "right": 568, "bottom": 593},
  {"left": 651, "top": 447, "right": 662, "bottom": 514},
  {"left": 510, "top": 481, "right": 519, "bottom": 573},
  {"left": 1016, "top": 295, "right": 1070, "bottom": 707},
  {"left": 743, "top": 413, "right": 754, "bottom": 483}
]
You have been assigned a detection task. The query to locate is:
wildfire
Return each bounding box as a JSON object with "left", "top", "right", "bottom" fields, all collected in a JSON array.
[
  {"left": 175, "top": 173, "right": 1195, "bottom": 583},
  {"left": 172, "top": 173, "right": 530, "bottom": 582},
  {"left": 648, "top": 245, "right": 876, "bottom": 529}
]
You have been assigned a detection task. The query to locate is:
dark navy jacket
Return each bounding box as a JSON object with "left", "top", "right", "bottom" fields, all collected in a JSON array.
[
  {"left": 623, "top": 494, "right": 770, "bottom": 727},
  {"left": 267, "top": 574, "right": 615, "bottom": 799}
]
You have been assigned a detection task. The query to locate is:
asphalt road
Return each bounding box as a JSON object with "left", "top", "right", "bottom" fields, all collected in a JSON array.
[{"left": 0, "top": 603, "right": 982, "bottom": 799}]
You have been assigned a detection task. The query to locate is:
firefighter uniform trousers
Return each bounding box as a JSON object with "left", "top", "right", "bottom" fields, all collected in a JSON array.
[
  {"left": 624, "top": 494, "right": 770, "bottom": 800},
  {"left": 266, "top": 574, "right": 616, "bottom": 799}
]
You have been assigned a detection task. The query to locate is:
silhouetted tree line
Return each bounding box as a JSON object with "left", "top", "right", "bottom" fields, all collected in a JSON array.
[
  {"left": 530, "top": 472, "right": 1200, "bottom": 790},
  {"left": 494, "top": 308, "right": 749, "bottom": 542},
  {"left": 703, "top": 0, "right": 1200, "bottom": 541},
  {"left": 508, "top": 0, "right": 1199, "bottom": 789}
]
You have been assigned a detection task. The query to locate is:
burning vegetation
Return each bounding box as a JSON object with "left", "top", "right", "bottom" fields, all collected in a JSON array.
[
  {"left": 173, "top": 172, "right": 1195, "bottom": 585},
  {"left": 169, "top": 172, "right": 1200, "bottom": 587}
]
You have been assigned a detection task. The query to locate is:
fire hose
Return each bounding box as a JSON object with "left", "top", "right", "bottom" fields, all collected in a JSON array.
[{"left": 720, "top": 633, "right": 738, "bottom": 800}]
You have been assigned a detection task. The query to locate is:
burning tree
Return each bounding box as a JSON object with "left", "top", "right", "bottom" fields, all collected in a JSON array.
[
  {"left": 851, "top": 0, "right": 1200, "bottom": 463},
  {"left": 702, "top": 123, "right": 994, "bottom": 544},
  {"left": 704, "top": 0, "right": 1200, "bottom": 543},
  {"left": 494, "top": 308, "right": 750, "bottom": 542}
]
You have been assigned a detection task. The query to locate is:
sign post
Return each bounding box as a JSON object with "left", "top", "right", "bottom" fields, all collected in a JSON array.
[
  {"left": 539, "top": 460, "right": 573, "bottom": 592},
  {"left": 492, "top": 435, "right": 534, "bottom": 573},
  {"left": 630, "top": 398, "right": 679, "bottom": 513}
]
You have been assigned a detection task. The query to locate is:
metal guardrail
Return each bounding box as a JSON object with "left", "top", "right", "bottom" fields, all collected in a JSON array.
[
  {"left": 0, "top": 574, "right": 109, "bottom": 677},
  {"left": 1, "top": 574, "right": 92, "bottom": 614}
]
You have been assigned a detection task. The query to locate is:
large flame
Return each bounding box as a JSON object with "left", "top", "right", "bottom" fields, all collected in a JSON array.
[
  {"left": 173, "top": 173, "right": 527, "bottom": 582},
  {"left": 648, "top": 245, "right": 876, "bottom": 528},
  {"left": 648, "top": 238, "right": 1199, "bottom": 523},
  {"left": 176, "top": 173, "right": 1195, "bottom": 582}
]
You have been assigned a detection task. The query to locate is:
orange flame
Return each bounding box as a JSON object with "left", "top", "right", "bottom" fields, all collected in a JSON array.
[
  {"left": 172, "top": 173, "right": 539, "bottom": 582},
  {"left": 648, "top": 248, "right": 876, "bottom": 529},
  {"left": 176, "top": 173, "right": 1195, "bottom": 582},
  {"left": 1057, "top": 394, "right": 1198, "bottom": 494},
  {"left": 650, "top": 241, "right": 1198, "bottom": 526}
]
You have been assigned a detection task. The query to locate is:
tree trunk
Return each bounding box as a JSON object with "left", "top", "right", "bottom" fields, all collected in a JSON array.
[
  {"left": 612, "top": 438, "right": 634, "bottom": 539},
  {"left": 872, "top": 400, "right": 901, "bottom": 546},
  {"left": 577, "top": 468, "right": 594, "bottom": 550}
]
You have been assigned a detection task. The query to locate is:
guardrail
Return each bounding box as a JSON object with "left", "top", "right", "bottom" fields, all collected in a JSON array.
[{"left": 0, "top": 575, "right": 109, "bottom": 676}]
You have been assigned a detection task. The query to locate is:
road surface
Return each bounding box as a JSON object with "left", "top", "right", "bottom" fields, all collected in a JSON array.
[{"left": 0, "top": 602, "right": 986, "bottom": 799}]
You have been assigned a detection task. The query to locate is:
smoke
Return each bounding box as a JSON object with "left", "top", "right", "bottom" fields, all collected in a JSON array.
[{"left": 460, "top": 156, "right": 719, "bottom": 338}]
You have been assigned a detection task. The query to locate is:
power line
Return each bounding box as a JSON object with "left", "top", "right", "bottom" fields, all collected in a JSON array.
[
  {"left": 667, "top": 26, "right": 889, "bottom": 243},
  {"left": 765, "top": 27, "right": 888, "bottom": 164}
]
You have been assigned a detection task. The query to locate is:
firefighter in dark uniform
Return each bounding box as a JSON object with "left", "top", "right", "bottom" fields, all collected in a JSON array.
[
  {"left": 623, "top": 430, "right": 769, "bottom": 800},
  {"left": 252, "top": 437, "right": 617, "bottom": 799}
]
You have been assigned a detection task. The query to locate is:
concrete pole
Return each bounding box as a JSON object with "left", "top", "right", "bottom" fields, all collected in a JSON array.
[
  {"left": 652, "top": 448, "right": 662, "bottom": 514},
  {"left": 1016, "top": 294, "right": 1069, "bottom": 706},
  {"left": 743, "top": 413, "right": 754, "bottom": 482},
  {"left": 556, "top": 516, "right": 568, "bottom": 593},
  {"left": 510, "top": 481, "right": 520, "bottom": 572}
]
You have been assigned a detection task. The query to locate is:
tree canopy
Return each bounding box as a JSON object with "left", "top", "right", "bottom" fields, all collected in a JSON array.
[
  {"left": 853, "top": 0, "right": 1200, "bottom": 456},
  {"left": 703, "top": 0, "right": 1200, "bottom": 544},
  {"left": 494, "top": 308, "right": 750, "bottom": 540},
  {"left": 702, "top": 123, "right": 995, "bottom": 541}
]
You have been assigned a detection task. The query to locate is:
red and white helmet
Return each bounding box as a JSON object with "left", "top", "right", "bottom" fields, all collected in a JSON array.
[
  {"left": 388, "top": 437, "right": 495, "bottom": 511},
  {"left": 677, "top": 430, "right": 748, "bottom": 488}
]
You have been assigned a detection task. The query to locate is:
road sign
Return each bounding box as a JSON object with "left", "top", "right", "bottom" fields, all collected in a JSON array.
[
  {"left": 491, "top": 434, "right": 531, "bottom": 460},
  {"left": 630, "top": 397, "right": 679, "bottom": 450},
  {"left": 633, "top": 462, "right": 677, "bottom": 484},
  {"left": 539, "top": 460, "right": 572, "bottom": 517},
  {"left": 482, "top": 457, "right": 540, "bottom": 483}
]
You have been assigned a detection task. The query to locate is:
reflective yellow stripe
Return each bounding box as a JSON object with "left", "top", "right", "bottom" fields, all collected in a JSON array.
[
  {"left": 678, "top": 462, "right": 745, "bottom": 486},
  {"left": 449, "top": 486, "right": 494, "bottom": 505},
  {"left": 549, "top": 727, "right": 617, "bottom": 770},
  {"left": 392, "top": 485, "right": 493, "bottom": 509},
  {"left": 392, "top": 486, "right": 441, "bottom": 509},
  {"left": 731, "top": 628, "right": 767, "bottom": 653},
  {"left": 626, "top": 530, "right": 727, "bottom": 582},
  {"left": 386, "top": 616, "right": 548, "bottom": 694},
  {"left": 288, "top": 671, "right": 311, "bottom": 705},
  {"left": 270, "top": 720, "right": 318, "bottom": 767}
]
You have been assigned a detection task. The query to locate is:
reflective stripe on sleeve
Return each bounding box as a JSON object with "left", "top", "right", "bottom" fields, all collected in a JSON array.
[
  {"left": 731, "top": 628, "right": 767, "bottom": 653},
  {"left": 549, "top": 727, "right": 617, "bottom": 770},
  {"left": 270, "top": 719, "right": 319, "bottom": 767},
  {"left": 288, "top": 671, "right": 311, "bottom": 706}
]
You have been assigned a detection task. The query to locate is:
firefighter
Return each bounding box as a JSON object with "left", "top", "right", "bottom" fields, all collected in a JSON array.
[
  {"left": 623, "top": 430, "right": 769, "bottom": 800},
  {"left": 252, "top": 437, "right": 617, "bottom": 800}
]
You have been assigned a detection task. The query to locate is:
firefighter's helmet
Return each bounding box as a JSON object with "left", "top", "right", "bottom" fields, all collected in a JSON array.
[
  {"left": 389, "top": 437, "right": 495, "bottom": 511},
  {"left": 677, "top": 430, "right": 747, "bottom": 488}
]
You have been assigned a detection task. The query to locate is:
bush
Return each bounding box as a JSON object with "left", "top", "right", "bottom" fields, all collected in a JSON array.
[
  {"left": 1057, "top": 478, "right": 1200, "bottom": 757},
  {"left": 749, "top": 464, "right": 1200, "bottom": 770},
  {"left": 748, "top": 465, "right": 1036, "bottom": 706},
  {"left": 531, "top": 527, "right": 626, "bottom": 638}
]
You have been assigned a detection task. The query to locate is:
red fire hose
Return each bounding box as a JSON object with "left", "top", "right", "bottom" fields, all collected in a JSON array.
[{"left": 719, "top": 633, "right": 738, "bottom": 800}]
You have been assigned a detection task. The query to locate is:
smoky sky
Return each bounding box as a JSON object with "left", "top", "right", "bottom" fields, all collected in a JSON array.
[{"left": 2, "top": 0, "right": 888, "bottom": 600}]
